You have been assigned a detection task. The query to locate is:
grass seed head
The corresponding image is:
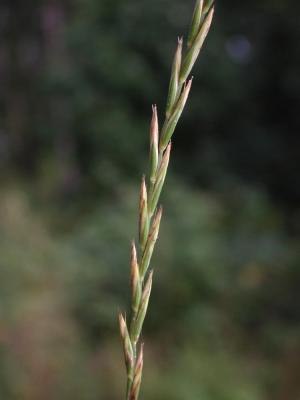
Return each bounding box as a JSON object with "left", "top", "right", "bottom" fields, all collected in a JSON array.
[{"left": 120, "top": 1, "right": 214, "bottom": 397}]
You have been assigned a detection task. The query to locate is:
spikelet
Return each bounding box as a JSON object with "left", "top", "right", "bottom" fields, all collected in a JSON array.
[
  {"left": 130, "top": 242, "right": 142, "bottom": 315},
  {"left": 139, "top": 177, "right": 149, "bottom": 250},
  {"left": 149, "top": 144, "right": 171, "bottom": 216},
  {"left": 131, "top": 272, "right": 153, "bottom": 344},
  {"left": 119, "top": 314, "right": 134, "bottom": 372},
  {"left": 159, "top": 79, "right": 193, "bottom": 152},
  {"left": 129, "top": 344, "right": 144, "bottom": 400},
  {"left": 180, "top": 7, "right": 214, "bottom": 84},
  {"left": 187, "top": 0, "right": 204, "bottom": 48},
  {"left": 140, "top": 207, "right": 162, "bottom": 279},
  {"left": 149, "top": 105, "right": 159, "bottom": 184},
  {"left": 166, "top": 38, "right": 183, "bottom": 118}
]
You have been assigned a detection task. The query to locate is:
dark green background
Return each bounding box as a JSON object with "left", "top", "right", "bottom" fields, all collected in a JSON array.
[{"left": 0, "top": 0, "right": 299, "bottom": 399}]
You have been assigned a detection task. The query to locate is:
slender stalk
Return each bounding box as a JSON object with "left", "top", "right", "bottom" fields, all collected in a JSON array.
[{"left": 119, "top": 2, "right": 214, "bottom": 399}]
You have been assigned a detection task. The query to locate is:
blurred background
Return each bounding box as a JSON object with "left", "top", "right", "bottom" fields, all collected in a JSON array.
[{"left": 0, "top": 0, "right": 299, "bottom": 399}]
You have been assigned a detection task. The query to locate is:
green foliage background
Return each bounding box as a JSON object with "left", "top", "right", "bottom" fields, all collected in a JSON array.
[{"left": 0, "top": 0, "right": 299, "bottom": 399}]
